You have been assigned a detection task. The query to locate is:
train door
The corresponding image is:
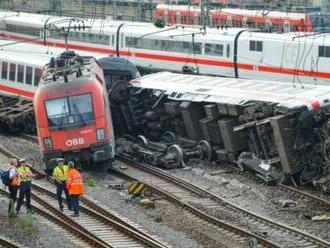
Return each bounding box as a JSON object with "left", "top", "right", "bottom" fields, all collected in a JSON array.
[{"left": 248, "top": 40, "right": 263, "bottom": 70}]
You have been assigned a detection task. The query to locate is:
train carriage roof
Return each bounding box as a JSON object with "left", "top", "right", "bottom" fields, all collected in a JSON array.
[
  {"left": 130, "top": 72, "right": 330, "bottom": 111},
  {"left": 1, "top": 10, "right": 330, "bottom": 46}
]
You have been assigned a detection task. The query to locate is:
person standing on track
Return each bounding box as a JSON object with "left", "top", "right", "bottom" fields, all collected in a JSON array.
[
  {"left": 52, "top": 158, "right": 71, "bottom": 212},
  {"left": 66, "top": 161, "right": 84, "bottom": 217},
  {"left": 8, "top": 158, "right": 20, "bottom": 216},
  {"left": 16, "top": 158, "right": 34, "bottom": 215}
]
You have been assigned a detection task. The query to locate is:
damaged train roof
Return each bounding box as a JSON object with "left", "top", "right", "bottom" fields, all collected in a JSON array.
[{"left": 130, "top": 72, "right": 330, "bottom": 111}]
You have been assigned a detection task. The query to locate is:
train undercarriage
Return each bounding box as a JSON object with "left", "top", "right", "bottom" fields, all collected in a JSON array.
[
  {"left": 0, "top": 95, "right": 35, "bottom": 133},
  {"left": 111, "top": 81, "right": 330, "bottom": 193}
]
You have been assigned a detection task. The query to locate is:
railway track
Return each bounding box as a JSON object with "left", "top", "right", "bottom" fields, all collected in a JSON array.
[
  {"left": 0, "top": 188, "right": 107, "bottom": 248},
  {"left": 0, "top": 144, "right": 169, "bottom": 248},
  {"left": 0, "top": 236, "right": 22, "bottom": 248},
  {"left": 278, "top": 184, "right": 330, "bottom": 209},
  {"left": 115, "top": 153, "right": 330, "bottom": 248},
  {"left": 17, "top": 133, "right": 330, "bottom": 247}
]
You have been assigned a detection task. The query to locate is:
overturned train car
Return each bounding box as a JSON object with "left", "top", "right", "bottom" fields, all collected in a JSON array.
[{"left": 114, "top": 72, "right": 330, "bottom": 193}]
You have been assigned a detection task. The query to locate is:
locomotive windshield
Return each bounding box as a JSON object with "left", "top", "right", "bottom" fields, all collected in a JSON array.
[{"left": 45, "top": 94, "right": 94, "bottom": 130}]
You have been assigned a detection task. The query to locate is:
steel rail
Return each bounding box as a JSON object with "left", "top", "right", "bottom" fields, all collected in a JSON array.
[
  {"left": 32, "top": 183, "right": 168, "bottom": 248},
  {"left": 116, "top": 153, "right": 330, "bottom": 248},
  {"left": 0, "top": 189, "right": 109, "bottom": 248},
  {"left": 0, "top": 144, "right": 169, "bottom": 248},
  {"left": 115, "top": 154, "right": 280, "bottom": 248},
  {"left": 278, "top": 183, "right": 330, "bottom": 207},
  {"left": 0, "top": 236, "right": 21, "bottom": 248}
]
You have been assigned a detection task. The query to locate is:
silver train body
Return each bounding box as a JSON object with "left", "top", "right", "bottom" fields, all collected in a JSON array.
[{"left": 0, "top": 11, "right": 329, "bottom": 85}]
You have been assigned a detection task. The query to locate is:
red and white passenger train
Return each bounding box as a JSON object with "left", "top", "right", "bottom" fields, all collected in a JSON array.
[
  {"left": 154, "top": 4, "right": 323, "bottom": 32},
  {"left": 0, "top": 11, "right": 330, "bottom": 85}
]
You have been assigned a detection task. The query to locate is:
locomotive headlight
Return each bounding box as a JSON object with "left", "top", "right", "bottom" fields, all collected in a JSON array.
[
  {"left": 97, "top": 128, "right": 105, "bottom": 141},
  {"left": 43, "top": 137, "right": 53, "bottom": 149}
]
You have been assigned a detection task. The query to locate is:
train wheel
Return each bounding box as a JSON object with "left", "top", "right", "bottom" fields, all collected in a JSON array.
[
  {"left": 167, "top": 144, "right": 184, "bottom": 168},
  {"left": 197, "top": 140, "right": 213, "bottom": 162},
  {"left": 161, "top": 131, "right": 178, "bottom": 144},
  {"left": 136, "top": 135, "right": 148, "bottom": 146}
]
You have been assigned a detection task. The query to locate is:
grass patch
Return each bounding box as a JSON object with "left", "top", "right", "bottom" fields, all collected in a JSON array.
[
  {"left": 87, "top": 177, "right": 96, "bottom": 187},
  {"left": 19, "top": 213, "right": 37, "bottom": 235}
]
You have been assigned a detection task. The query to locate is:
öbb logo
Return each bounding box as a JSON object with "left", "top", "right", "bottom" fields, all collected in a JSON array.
[{"left": 66, "top": 138, "right": 85, "bottom": 147}]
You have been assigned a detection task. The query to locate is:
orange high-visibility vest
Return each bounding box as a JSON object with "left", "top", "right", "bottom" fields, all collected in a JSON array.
[
  {"left": 10, "top": 167, "right": 20, "bottom": 186},
  {"left": 66, "top": 169, "right": 84, "bottom": 195}
]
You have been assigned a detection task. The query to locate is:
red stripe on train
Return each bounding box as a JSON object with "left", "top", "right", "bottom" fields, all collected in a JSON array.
[
  {"left": 0, "top": 85, "right": 34, "bottom": 99},
  {"left": 1, "top": 32, "right": 330, "bottom": 79}
]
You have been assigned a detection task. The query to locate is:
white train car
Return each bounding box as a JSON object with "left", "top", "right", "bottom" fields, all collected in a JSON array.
[
  {"left": 116, "top": 72, "right": 330, "bottom": 191},
  {"left": 0, "top": 11, "right": 330, "bottom": 85},
  {"left": 0, "top": 39, "right": 139, "bottom": 100},
  {"left": 0, "top": 40, "right": 100, "bottom": 99}
]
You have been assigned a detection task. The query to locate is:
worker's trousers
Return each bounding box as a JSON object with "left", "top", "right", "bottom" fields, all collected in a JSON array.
[{"left": 16, "top": 182, "right": 31, "bottom": 213}]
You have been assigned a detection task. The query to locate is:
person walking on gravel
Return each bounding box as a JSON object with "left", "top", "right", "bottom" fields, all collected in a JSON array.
[
  {"left": 53, "top": 158, "right": 71, "bottom": 212},
  {"left": 8, "top": 158, "right": 20, "bottom": 215},
  {"left": 66, "top": 161, "right": 84, "bottom": 217},
  {"left": 16, "top": 159, "right": 34, "bottom": 215}
]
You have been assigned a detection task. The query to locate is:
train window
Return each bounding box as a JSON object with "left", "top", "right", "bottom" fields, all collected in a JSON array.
[
  {"left": 193, "top": 43, "right": 202, "bottom": 54},
  {"left": 142, "top": 39, "right": 155, "bottom": 50},
  {"left": 120, "top": 34, "right": 124, "bottom": 48},
  {"left": 1, "top": 62, "right": 8, "bottom": 80},
  {"left": 88, "top": 33, "right": 94, "bottom": 42},
  {"left": 226, "top": 44, "right": 230, "bottom": 58},
  {"left": 249, "top": 40, "right": 263, "bottom": 52},
  {"left": 6, "top": 24, "right": 40, "bottom": 36},
  {"left": 111, "top": 35, "right": 115, "bottom": 47},
  {"left": 102, "top": 35, "right": 109, "bottom": 45},
  {"left": 318, "top": 46, "right": 330, "bottom": 58},
  {"left": 17, "top": 64, "right": 24, "bottom": 83},
  {"left": 205, "top": 43, "right": 224, "bottom": 56},
  {"left": 161, "top": 40, "right": 167, "bottom": 50},
  {"left": 9, "top": 63, "right": 16, "bottom": 82},
  {"left": 45, "top": 94, "right": 94, "bottom": 129},
  {"left": 182, "top": 42, "right": 190, "bottom": 53},
  {"left": 154, "top": 40, "right": 160, "bottom": 50},
  {"left": 26, "top": 66, "right": 33, "bottom": 85},
  {"left": 34, "top": 68, "right": 42, "bottom": 86},
  {"left": 126, "top": 37, "right": 139, "bottom": 48},
  {"left": 45, "top": 97, "right": 70, "bottom": 128}
]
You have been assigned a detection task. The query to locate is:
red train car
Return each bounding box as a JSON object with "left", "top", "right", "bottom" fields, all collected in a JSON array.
[
  {"left": 155, "top": 4, "right": 314, "bottom": 32},
  {"left": 34, "top": 51, "right": 115, "bottom": 173}
]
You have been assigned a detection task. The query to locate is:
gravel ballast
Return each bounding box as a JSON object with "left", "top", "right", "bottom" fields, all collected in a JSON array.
[
  {"left": 0, "top": 134, "right": 202, "bottom": 247},
  {"left": 169, "top": 162, "right": 330, "bottom": 241},
  {"left": 2, "top": 133, "right": 330, "bottom": 246}
]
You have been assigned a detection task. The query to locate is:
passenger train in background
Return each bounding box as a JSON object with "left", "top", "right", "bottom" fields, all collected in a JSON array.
[
  {"left": 0, "top": 39, "right": 139, "bottom": 172},
  {"left": 155, "top": 4, "right": 329, "bottom": 32},
  {"left": 1, "top": 11, "right": 330, "bottom": 85}
]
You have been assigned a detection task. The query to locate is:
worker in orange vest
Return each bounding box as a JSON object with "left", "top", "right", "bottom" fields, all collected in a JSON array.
[
  {"left": 66, "top": 161, "right": 84, "bottom": 217},
  {"left": 8, "top": 158, "right": 19, "bottom": 215}
]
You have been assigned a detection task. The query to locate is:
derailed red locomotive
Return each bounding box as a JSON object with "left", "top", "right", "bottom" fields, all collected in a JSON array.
[{"left": 34, "top": 51, "right": 114, "bottom": 173}]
